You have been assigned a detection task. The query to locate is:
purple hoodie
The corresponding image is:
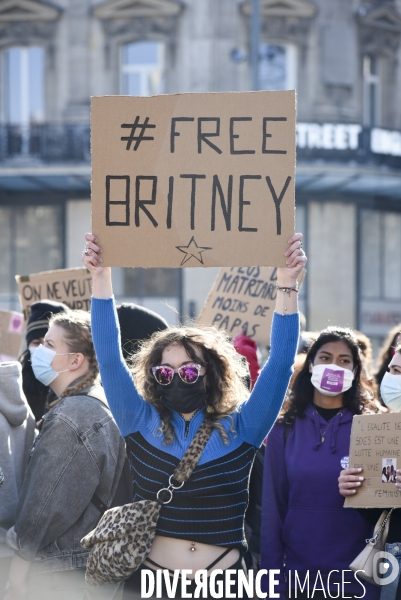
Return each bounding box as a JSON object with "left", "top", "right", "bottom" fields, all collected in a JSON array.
[{"left": 261, "top": 404, "right": 380, "bottom": 600}]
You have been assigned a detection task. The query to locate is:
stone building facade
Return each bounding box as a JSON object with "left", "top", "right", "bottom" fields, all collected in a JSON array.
[{"left": 1, "top": 0, "right": 401, "bottom": 350}]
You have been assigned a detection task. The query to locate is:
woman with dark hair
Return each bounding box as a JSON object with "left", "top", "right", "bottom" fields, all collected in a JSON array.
[
  {"left": 261, "top": 327, "right": 379, "bottom": 600},
  {"left": 82, "top": 231, "right": 306, "bottom": 599},
  {"left": 340, "top": 344, "right": 401, "bottom": 600},
  {"left": 375, "top": 324, "right": 401, "bottom": 391}
]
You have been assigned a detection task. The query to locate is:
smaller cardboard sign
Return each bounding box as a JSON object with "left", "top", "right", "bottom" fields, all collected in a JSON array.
[
  {"left": 198, "top": 266, "right": 306, "bottom": 346},
  {"left": 345, "top": 413, "right": 401, "bottom": 508},
  {"left": 198, "top": 266, "right": 278, "bottom": 345},
  {"left": 0, "top": 309, "right": 24, "bottom": 361},
  {"left": 15, "top": 268, "right": 92, "bottom": 321}
]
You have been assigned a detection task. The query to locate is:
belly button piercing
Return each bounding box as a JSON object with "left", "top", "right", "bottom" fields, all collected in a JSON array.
[{"left": 190, "top": 542, "right": 196, "bottom": 551}]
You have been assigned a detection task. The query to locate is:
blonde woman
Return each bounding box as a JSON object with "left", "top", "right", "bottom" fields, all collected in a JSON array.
[
  {"left": 82, "top": 231, "right": 306, "bottom": 599},
  {"left": 6, "top": 311, "right": 126, "bottom": 600}
]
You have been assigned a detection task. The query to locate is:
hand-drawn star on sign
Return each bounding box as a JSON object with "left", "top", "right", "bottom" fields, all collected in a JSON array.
[{"left": 175, "top": 237, "right": 213, "bottom": 266}]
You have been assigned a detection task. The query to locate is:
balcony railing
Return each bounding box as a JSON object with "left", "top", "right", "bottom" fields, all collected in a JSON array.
[
  {"left": 0, "top": 124, "right": 90, "bottom": 163},
  {"left": 1, "top": 122, "right": 401, "bottom": 169}
]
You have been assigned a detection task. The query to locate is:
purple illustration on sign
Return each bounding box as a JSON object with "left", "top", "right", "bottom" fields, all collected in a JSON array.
[
  {"left": 321, "top": 368, "right": 344, "bottom": 393},
  {"left": 9, "top": 314, "right": 23, "bottom": 334}
]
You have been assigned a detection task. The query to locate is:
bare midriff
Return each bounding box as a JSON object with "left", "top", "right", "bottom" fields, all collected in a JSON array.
[{"left": 144, "top": 535, "right": 240, "bottom": 577}]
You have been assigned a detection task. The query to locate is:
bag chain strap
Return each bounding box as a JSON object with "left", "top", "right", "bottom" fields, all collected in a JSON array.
[
  {"left": 156, "top": 420, "right": 213, "bottom": 505},
  {"left": 366, "top": 508, "right": 395, "bottom": 544}
]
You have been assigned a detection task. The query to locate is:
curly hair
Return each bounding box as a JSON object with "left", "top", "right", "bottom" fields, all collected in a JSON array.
[
  {"left": 281, "top": 326, "right": 376, "bottom": 422},
  {"left": 46, "top": 310, "right": 99, "bottom": 408},
  {"left": 375, "top": 323, "right": 401, "bottom": 387},
  {"left": 130, "top": 325, "right": 250, "bottom": 444}
]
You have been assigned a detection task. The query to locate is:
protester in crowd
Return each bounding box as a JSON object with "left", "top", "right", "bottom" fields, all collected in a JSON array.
[
  {"left": 261, "top": 327, "right": 379, "bottom": 600},
  {"left": 5, "top": 310, "right": 126, "bottom": 600},
  {"left": 82, "top": 231, "right": 306, "bottom": 599},
  {"left": 355, "top": 329, "right": 379, "bottom": 391},
  {"left": 116, "top": 303, "right": 168, "bottom": 362},
  {"left": 232, "top": 327, "right": 260, "bottom": 389},
  {"left": 232, "top": 327, "right": 262, "bottom": 569},
  {"left": 0, "top": 362, "right": 36, "bottom": 600},
  {"left": 19, "top": 300, "right": 70, "bottom": 422},
  {"left": 288, "top": 331, "right": 319, "bottom": 391},
  {"left": 339, "top": 344, "right": 401, "bottom": 600},
  {"left": 375, "top": 323, "right": 401, "bottom": 391}
]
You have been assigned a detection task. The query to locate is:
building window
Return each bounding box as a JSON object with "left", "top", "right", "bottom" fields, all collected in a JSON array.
[
  {"left": 120, "top": 41, "right": 164, "bottom": 96},
  {"left": 0, "top": 205, "right": 63, "bottom": 310},
  {"left": 359, "top": 209, "right": 401, "bottom": 352},
  {"left": 363, "top": 55, "right": 380, "bottom": 127},
  {"left": 360, "top": 210, "right": 401, "bottom": 301},
  {"left": 3, "top": 46, "right": 44, "bottom": 125},
  {"left": 259, "top": 44, "right": 297, "bottom": 91},
  {"left": 124, "top": 268, "right": 179, "bottom": 299}
]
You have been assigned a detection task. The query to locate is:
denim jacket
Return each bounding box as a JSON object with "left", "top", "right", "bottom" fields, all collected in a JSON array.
[{"left": 11, "top": 383, "right": 126, "bottom": 575}]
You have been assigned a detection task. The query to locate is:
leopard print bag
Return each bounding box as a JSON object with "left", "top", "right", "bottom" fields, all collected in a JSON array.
[{"left": 81, "top": 419, "right": 213, "bottom": 586}]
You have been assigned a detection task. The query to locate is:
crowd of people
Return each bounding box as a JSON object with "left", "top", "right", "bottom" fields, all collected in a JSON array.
[{"left": 0, "top": 230, "right": 401, "bottom": 600}]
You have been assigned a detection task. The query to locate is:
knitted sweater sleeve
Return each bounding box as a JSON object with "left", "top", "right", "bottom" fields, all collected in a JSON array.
[
  {"left": 236, "top": 312, "right": 299, "bottom": 446},
  {"left": 91, "top": 297, "right": 157, "bottom": 437}
]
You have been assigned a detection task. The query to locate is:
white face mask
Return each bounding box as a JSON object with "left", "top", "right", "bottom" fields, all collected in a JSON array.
[
  {"left": 381, "top": 372, "right": 401, "bottom": 412},
  {"left": 311, "top": 363, "right": 354, "bottom": 397}
]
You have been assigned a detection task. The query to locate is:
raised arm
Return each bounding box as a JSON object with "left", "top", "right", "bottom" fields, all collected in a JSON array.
[
  {"left": 237, "top": 234, "right": 306, "bottom": 446},
  {"left": 82, "top": 234, "right": 156, "bottom": 437}
]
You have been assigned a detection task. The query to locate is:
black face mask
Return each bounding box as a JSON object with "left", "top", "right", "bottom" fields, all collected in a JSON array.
[{"left": 156, "top": 374, "right": 207, "bottom": 413}]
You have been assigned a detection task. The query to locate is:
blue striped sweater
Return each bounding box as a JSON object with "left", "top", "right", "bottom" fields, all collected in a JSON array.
[{"left": 91, "top": 298, "right": 299, "bottom": 548}]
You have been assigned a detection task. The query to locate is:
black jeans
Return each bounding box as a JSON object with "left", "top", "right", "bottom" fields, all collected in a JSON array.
[{"left": 123, "top": 555, "right": 249, "bottom": 599}]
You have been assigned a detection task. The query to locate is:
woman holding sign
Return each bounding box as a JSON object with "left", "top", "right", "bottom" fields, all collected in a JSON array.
[
  {"left": 339, "top": 345, "right": 401, "bottom": 600},
  {"left": 82, "top": 231, "right": 306, "bottom": 599},
  {"left": 261, "top": 327, "right": 379, "bottom": 600}
]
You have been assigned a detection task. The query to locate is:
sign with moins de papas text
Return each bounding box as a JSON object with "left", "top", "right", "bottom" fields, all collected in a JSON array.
[
  {"left": 91, "top": 91, "right": 296, "bottom": 268},
  {"left": 345, "top": 413, "right": 401, "bottom": 508},
  {"left": 198, "top": 266, "right": 278, "bottom": 345},
  {"left": 198, "top": 266, "right": 306, "bottom": 345},
  {"left": 15, "top": 268, "right": 92, "bottom": 321}
]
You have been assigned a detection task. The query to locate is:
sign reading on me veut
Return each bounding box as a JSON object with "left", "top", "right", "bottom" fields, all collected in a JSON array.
[{"left": 15, "top": 268, "right": 92, "bottom": 320}]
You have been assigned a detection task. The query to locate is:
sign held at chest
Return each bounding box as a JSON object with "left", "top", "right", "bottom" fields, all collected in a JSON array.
[
  {"left": 91, "top": 91, "right": 296, "bottom": 268},
  {"left": 345, "top": 413, "right": 401, "bottom": 508}
]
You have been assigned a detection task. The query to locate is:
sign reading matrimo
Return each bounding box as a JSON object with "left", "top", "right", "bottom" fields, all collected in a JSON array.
[{"left": 91, "top": 90, "right": 296, "bottom": 268}]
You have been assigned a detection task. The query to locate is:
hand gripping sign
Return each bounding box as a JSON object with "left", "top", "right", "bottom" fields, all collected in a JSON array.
[{"left": 91, "top": 90, "right": 296, "bottom": 268}]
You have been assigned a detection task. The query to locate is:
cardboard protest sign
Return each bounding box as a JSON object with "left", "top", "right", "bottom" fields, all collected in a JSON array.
[
  {"left": 198, "top": 266, "right": 277, "bottom": 345},
  {"left": 198, "top": 267, "right": 306, "bottom": 345},
  {"left": 92, "top": 91, "right": 296, "bottom": 268},
  {"left": 0, "top": 309, "right": 24, "bottom": 361},
  {"left": 345, "top": 413, "right": 401, "bottom": 508},
  {"left": 15, "top": 268, "right": 92, "bottom": 321}
]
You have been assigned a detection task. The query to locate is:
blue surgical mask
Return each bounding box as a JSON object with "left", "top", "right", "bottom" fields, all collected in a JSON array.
[{"left": 31, "top": 344, "right": 74, "bottom": 386}]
